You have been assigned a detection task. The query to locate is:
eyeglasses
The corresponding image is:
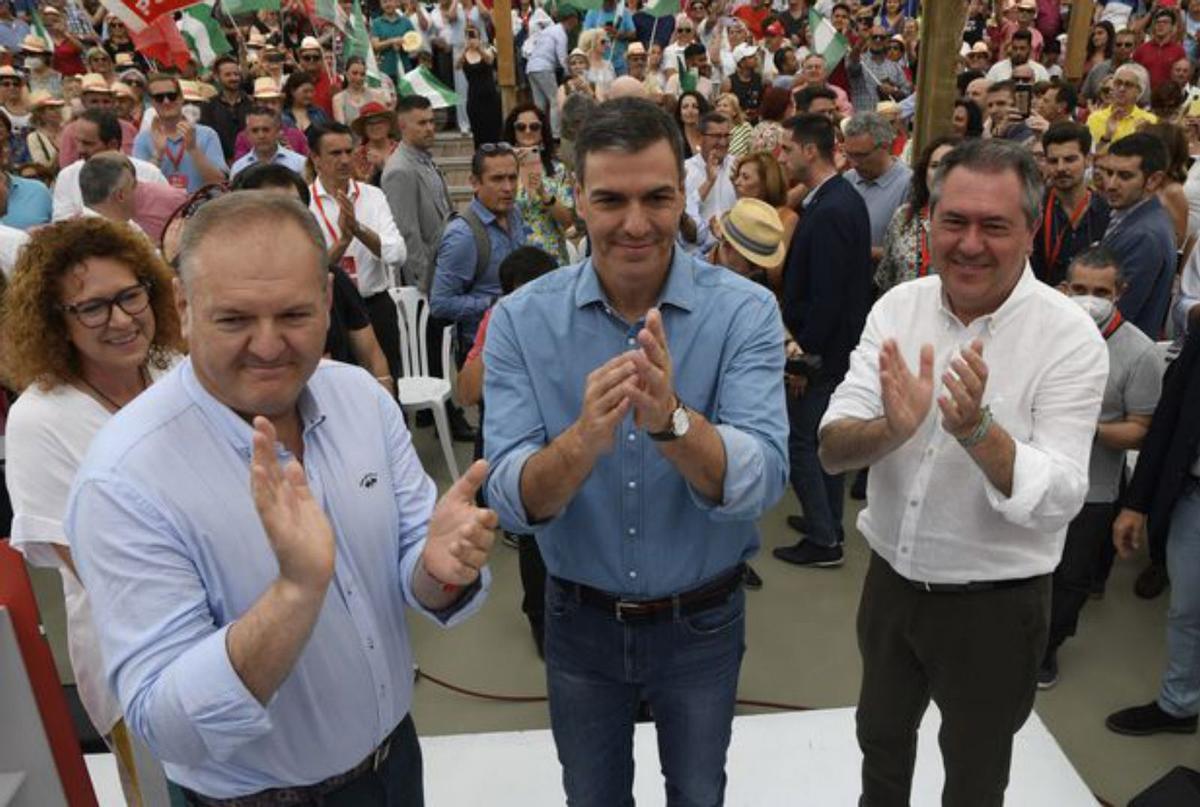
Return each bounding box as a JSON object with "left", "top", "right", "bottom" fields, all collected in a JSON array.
[
  {"left": 478, "top": 142, "right": 515, "bottom": 155},
  {"left": 150, "top": 90, "right": 179, "bottom": 103},
  {"left": 515, "top": 121, "right": 542, "bottom": 132},
  {"left": 1112, "top": 78, "right": 1138, "bottom": 90},
  {"left": 61, "top": 281, "right": 152, "bottom": 329}
]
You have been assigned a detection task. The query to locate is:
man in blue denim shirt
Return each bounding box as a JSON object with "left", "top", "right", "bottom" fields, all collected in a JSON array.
[{"left": 484, "top": 98, "right": 788, "bottom": 806}]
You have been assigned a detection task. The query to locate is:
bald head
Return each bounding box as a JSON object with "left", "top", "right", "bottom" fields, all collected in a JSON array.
[{"left": 607, "top": 75, "right": 647, "bottom": 100}]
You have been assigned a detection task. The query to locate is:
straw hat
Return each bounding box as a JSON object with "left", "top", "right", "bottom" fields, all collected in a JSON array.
[
  {"left": 351, "top": 101, "right": 395, "bottom": 137},
  {"left": 400, "top": 30, "right": 423, "bottom": 53},
  {"left": 19, "top": 34, "right": 48, "bottom": 54},
  {"left": 114, "top": 52, "right": 135, "bottom": 67},
  {"left": 253, "top": 76, "right": 284, "bottom": 99},
  {"left": 299, "top": 36, "right": 322, "bottom": 52},
  {"left": 247, "top": 29, "right": 267, "bottom": 48},
  {"left": 80, "top": 73, "right": 113, "bottom": 94},
  {"left": 626, "top": 41, "right": 646, "bottom": 57},
  {"left": 717, "top": 199, "right": 785, "bottom": 269},
  {"left": 29, "top": 90, "right": 64, "bottom": 109},
  {"left": 0, "top": 65, "right": 23, "bottom": 81}
]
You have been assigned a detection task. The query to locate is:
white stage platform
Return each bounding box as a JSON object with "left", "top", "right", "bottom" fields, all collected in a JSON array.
[{"left": 86, "top": 706, "right": 1097, "bottom": 805}]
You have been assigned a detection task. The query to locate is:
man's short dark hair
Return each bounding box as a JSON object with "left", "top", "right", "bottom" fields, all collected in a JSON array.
[
  {"left": 773, "top": 47, "right": 793, "bottom": 72},
  {"left": 793, "top": 85, "right": 836, "bottom": 113},
  {"left": 785, "top": 113, "right": 836, "bottom": 161},
  {"left": 307, "top": 120, "right": 353, "bottom": 155},
  {"left": 956, "top": 69, "right": 984, "bottom": 96},
  {"left": 470, "top": 143, "right": 518, "bottom": 177},
  {"left": 79, "top": 153, "right": 133, "bottom": 206},
  {"left": 396, "top": 94, "right": 432, "bottom": 113},
  {"left": 499, "top": 246, "right": 558, "bottom": 295},
  {"left": 930, "top": 139, "right": 1042, "bottom": 226},
  {"left": 80, "top": 109, "right": 122, "bottom": 147},
  {"left": 1011, "top": 29, "right": 1033, "bottom": 45},
  {"left": 574, "top": 97, "right": 683, "bottom": 185},
  {"left": 212, "top": 54, "right": 239, "bottom": 73},
  {"left": 1046, "top": 79, "right": 1077, "bottom": 115},
  {"left": 231, "top": 162, "right": 310, "bottom": 205},
  {"left": 1107, "top": 131, "right": 1169, "bottom": 177},
  {"left": 698, "top": 111, "right": 728, "bottom": 132},
  {"left": 246, "top": 104, "right": 281, "bottom": 122},
  {"left": 1042, "top": 120, "right": 1091, "bottom": 155},
  {"left": 1067, "top": 246, "right": 1123, "bottom": 283},
  {"left": 684, "top": 42, "right": 707, "bottom": 60}
]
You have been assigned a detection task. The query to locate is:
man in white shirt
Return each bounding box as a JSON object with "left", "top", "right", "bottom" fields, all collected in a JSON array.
[
  {"left": 308, "top": 121, "right": 407, "bottom": 383},
  {"left": 525, "top": 6, "right": 578, "bottom": 139},
  {"left": 230, "top": 107, "right": 306, "bottom": 178},
  {"left": 818, "top": 139, "right": 1108, "bottom": 806},
  {"left": 0, "top": 220, "right": 27, "bottom": 278},
  {"left": 985, "top": 29, "right": 1050, "bottom": 84},
  {"left": 684, "top": 111, "right": 737, "bottom": 243},
  {"left": 53, "top": 110, "right": 166, "bottom": 222}
]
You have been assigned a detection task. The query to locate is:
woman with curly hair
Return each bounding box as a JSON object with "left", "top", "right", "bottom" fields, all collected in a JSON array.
[
  {"left": 2, "top": 217, "right": 183, "bottom": 806},
  {"left": 504, "top": 103, "right": 575, "bottom": 263}
]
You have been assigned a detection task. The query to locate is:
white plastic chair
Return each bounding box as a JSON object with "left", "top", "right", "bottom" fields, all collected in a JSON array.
[{"left": 389, "top": 286, "right": 460, "bottom": 480}]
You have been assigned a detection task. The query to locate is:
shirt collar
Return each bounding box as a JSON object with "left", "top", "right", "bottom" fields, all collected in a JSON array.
[
  {"left": 180, "top": 357, "right": 327, "bottom": 459},
  {"left": 937, "top": 262, "right": 1037, "bottom": 333},
  {"left": 803, "top": 171, "right": 836, "bottom": 208},
  {"left": 312, "top": 175, "right": 359, "bottom": 202},
  {"left": 469, "top": 196, "right": 499, "bottom": 225},
  {"left": 851, "top": 160, "right": 904, "bottom": 189},
  {"left": 573, "top": 248, "right": 696, "bottom": 314}
]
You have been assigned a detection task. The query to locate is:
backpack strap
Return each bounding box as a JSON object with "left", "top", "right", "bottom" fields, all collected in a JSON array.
[{"left": 458, "top": 207, "right": 492, "bottom": 288}]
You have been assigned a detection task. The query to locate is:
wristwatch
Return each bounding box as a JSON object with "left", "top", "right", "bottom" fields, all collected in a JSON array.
[{"left": 649, "top": 398, "right": 691, "bottom": 442}]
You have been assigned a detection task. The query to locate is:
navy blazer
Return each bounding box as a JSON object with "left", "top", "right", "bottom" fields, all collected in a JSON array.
[
  {"left": 782, "top": 173, "right": 874, "bottom": 380},
  {"left": 1102, "top": 195, "right": 1176, "bottom": 338}
]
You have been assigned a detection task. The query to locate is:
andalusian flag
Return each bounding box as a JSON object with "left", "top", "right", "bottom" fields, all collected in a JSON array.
[
  {"left": 809, "top": 9, "right": 848, "bottom": 69},
  {"left": 31, "top": 7, "right": 55, "bottom": 47},
  {"left": 180, "top": 1, "right": 232, "bottom": 67},
  {"left": 221, "top": 0, "right": 281, "bottom": 16},
  {"left": 343, "top": 0, "right": 382, "bottom": 86},
  {"left": 398, "top": 66, "right": 458, "bottom": 108}
]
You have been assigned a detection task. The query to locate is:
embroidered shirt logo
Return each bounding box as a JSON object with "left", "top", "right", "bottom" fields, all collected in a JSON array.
[{"left": 360, "top": 472, "right": 379, "bottom": 489}]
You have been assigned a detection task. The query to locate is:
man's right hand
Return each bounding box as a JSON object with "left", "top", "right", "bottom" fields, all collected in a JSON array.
[
  {"left": 879, "top": 339, "right": 934, "bottom": 443},
  {"left": 1113, "top": 508, "right": 1148, "bottom": 559},
  {"left": 573, "top": 353, "right": 637, "bottom": 457},
  {"left": 250, "top": 416, "right": 335, "bottom": 594}
]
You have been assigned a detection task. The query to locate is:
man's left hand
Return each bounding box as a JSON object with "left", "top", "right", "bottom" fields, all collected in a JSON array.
[
  {"left": 422, "top": 459, "right": 498, "bottom": 587},
  {"left": 938, "top": 339, "right": 988, "bottom": 439},
  {"left": 626, "top": 307, "right": 676, "bottom": 432}
]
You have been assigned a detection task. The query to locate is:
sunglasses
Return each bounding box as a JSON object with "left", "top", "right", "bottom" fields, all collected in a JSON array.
[
  {"left": 300, "top": 54, "right": 321, "bottom": 61},
  {"left": 0, "top": 79, "right": 21, "bottom": 87},
  {"left": 479, "top": 141, "right": 515, "bottom": 155},
  {"left": 151, "top": 90, "right": 179, "bottom": 103},
  {"left": 515, "top": 121, "right": 542, "bottom": 132}
]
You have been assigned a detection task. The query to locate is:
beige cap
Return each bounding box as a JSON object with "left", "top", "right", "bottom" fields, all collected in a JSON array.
[
  {"left": 626, "top": 41, "right": 646, "bottom": 56},
  {"left": 80, "top": 72, "right": 113, "bottom": 94},
  {"left": 20, "top": 34, "right": 48, "bottom": 53}
]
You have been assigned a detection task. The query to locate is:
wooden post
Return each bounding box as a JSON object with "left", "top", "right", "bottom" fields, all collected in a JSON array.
[
  {"left": 1063, "top": 0, "right": 1095, "bottom": 84},
  {"left": 494, "top": 0, "right": 517, "bottom": 119},
  {"left": 911, "top": 0, "right": 968, "bottom": 160}
]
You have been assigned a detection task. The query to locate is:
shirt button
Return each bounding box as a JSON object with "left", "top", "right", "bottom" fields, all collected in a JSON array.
[
  {"left": 925, "top": 448, "right": 935, "bottom": 458},
  {"left": 366, "top": 638, "right": 375, "bottom": 650},
  {"left": 628, "top": 527, "right": 636, "bottom": 536},
  {"left": 628, "top": 481, "right": 637, "bottom": 490},
  {"left": 900, "top": 546, "right": 909, "bottom": 554},
  {"left": 627, "top": 432, "right": 636, "bottom": 442},
  {"left": 909, "top": 500, "right": 919, "bottom": 508},
  {"left": 627, "top": 337, "right": 636, "bottom": 346},
  {"left": 629, "top": 570, "right": 637, "bottom": 579}
]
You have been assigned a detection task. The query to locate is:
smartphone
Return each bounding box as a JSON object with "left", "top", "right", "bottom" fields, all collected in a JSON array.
[{"left": 1013, "top": 82, "right": 1032, "bottom": 117}]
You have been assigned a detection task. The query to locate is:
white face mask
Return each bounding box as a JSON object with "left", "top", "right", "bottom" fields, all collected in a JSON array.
[
  {"left": 24, "top": 56, "right": 45, "bottom": 70},
  {"left": 1072, "top": 294, "right": 1116, "bottom": 326},
  {"left": 182, "top": 103, "right": 201, "bottom": 124}
]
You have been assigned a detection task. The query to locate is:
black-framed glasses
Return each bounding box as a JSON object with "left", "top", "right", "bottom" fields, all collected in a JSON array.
[
  {"left": 61, "top": 281, "right": 152, "bottom": 328},
  {"left": 151, "top": 90, "right": 179, "bottom": 103},
  {"left": 515, "top": 121, "right": 542, "bottom": 132}
]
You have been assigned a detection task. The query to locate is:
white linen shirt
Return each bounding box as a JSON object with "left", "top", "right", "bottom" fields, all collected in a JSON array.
[
  {"left": 684, "top": 152, "right": 738, "bottom": 230},
  {"left": 821, "top": 266, "right": 1108, "bottom": 583},
  {"left": 309, "top": 177, "right": 406, "bottom": 298},
  {"left": 52, "top": 155, "right": 167, "bottom": 222}
]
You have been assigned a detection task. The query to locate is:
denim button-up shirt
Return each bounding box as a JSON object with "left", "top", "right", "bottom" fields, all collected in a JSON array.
[{"left": 483, "top": 250, "right": 789, "bottom": 598}]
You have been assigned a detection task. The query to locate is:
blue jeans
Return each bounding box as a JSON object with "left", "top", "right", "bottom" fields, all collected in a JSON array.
[
  {"left": 788, "top": 376, "right": 845, "bottom": 547},
  {"left": 1159, "top": 480, "right": 1200, "bottom": 717},
  {"left": 544, "top": 577, "right": 746, "bottom": 807}
]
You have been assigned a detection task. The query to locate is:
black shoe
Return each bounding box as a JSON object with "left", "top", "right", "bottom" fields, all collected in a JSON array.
[
  {"left": 773, "top": 541, "right": 844, "bottom": 568},
  {"left": 743, "top": 564, "right": 763, "bottom": 590},
  {"left": 415, "top": 410, "right": 434, "bottom": 428},
  {"left": 1135, "top": 562, "right": 1169, "bottom": 600},
  {"left": 1106, "top": 702, "right": 1198, "bottom": 736},
  {"left": 1036, "top": 649, "right": 1058, "bottom": 690},
  {"left": 786, "top": 515, "right": 810, "bottom": 534},
  {"left": 448, "top": 406, "right": 478, "bottom": 443},
  {"left": 850, "top": 468, "right": 868, "bottom": 501}
]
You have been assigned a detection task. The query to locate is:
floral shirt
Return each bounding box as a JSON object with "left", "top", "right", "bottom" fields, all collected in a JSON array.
[
  {"left": 875, "top": 203, "right": 935, "bottom": 292},
  {"left": 515, "top": 158, "right": 574, "bottom": 264}
]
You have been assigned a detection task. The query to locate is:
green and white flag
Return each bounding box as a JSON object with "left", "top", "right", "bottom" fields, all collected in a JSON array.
[
  {"left": 809, "top": 8, "right": 848, "bottom": 69},
  {"left": 180, "top": 1, "right": 232, "bottom": 67},
  {"left": 31, "top": 8, "right": 54, "bottom": 48},
  {"left": 220, "top": 0, "right": 280, "bottom": 17},
  {"left": 398, "top": 66, "right": 458, "bottom": 108},
  {"left": 642, "top": 0, "right": 679, "bottom": 18},
  {"left": 343, "top": 0, "right": 382, "bottom": 86}
]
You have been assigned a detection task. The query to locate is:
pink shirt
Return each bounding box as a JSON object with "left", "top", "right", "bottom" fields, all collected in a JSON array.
[
  {"left": 58, "top": 118, "right": 137, "bottom": 168},
  {"left": 233, "top": 125, "right": 309, "bottom": 160}
]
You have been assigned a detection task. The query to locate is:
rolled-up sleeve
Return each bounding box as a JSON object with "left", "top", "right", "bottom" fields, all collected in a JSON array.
[
  {"left": 483, "top": 301, "right": 549, "bottom": 534},
  {"left": 983, "top": 329, "right": 1108, "bottom": 532},
  {"left": 66, "top": 477, "right": 272, "bottom": 764},
  {"left": 688, "top": 295, "right": 789, "bottom": 520},
  {"left": 822, "top": 302, "right": 886, "bottom": 429},
  {"left": 377, "top": 384, "right": 491, "bottom": 624},
  {"left": 431, "top": 220, "right": 491, "bottom": 321}
]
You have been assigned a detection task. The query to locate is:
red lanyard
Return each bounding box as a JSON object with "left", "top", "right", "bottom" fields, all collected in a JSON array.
[
  {"left": 1101, "top": 307, "right": 1123, "bottom": 340},
  {"left": 915, "top": 208, "right": 931, "bottom": 277},
  {"left": 1042, "top": 188, "right": 1091, "bottom": 273},
  {"left": 162, "top": 137, "right": 186, "bottom": 174},
  {"left": 310, "top": 180, "right": 359, "bottom": 243}
]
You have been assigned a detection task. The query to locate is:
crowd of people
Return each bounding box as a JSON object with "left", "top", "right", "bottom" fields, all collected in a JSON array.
[{"left": 2, "top": 0, "right": 1200, "bottom": 805}]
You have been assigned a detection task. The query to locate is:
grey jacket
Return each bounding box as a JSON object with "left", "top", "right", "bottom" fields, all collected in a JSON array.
[{"left": 381, "top": 142, "right": 453, "bottom": 290}]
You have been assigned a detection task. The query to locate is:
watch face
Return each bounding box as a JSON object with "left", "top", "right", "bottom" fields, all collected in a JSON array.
[{"left": 672, "top": 406, "right": 690, "bottom": 437}]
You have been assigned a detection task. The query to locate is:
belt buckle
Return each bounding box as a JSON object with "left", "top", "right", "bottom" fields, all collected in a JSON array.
[
  {"left": 614, "top": 600, "right": 630, "bottom": 622},
  {"left": 921, "top": 581, "right": 933, "bottom": 593},
  {"left": 371, "top": 738, "right": 392, "bottom": 772}
]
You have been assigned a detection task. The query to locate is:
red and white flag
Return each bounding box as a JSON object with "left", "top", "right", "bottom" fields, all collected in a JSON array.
[{"left": 99, "top": 0, "right": 202, "bottom": 33}]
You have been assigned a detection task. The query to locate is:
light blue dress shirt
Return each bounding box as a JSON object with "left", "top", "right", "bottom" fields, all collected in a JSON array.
[
  {"left": 431, "top": 196, "right": 527, "bottom": 346},
  {"left": 1, "top": 173, "right": 52, "bottom": 230},
  {"left": 229, "top": 145, "right": 308, "bottom": 178},
  {"left": 483, "top": 250, "right": 789, "bottom": 598},
  {"left": 65, "top": 359, "right": 489, "bottom": 798},
  {"left": 132, "top": 123, "right": 229, "bottom": 193},
  {"left": 845, "top": 159, "right": 913, "bottom": 248}
]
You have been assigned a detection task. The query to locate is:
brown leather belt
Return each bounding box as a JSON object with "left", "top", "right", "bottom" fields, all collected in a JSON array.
[
  {"left": 183, "top": 721, "right": 402, "bottom": 807},
  {"left": 555, "top": 564, "right": 745, "bottom": 624}
]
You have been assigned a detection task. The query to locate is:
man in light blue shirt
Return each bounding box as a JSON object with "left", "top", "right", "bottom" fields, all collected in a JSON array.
[
  {"left": 133, "top": 75, "right": 228, "bottom": 193},
  {"left": 431, "top": 143, "right": 526, "bottom": 357},
  {"left": 842, "top": 111, "right": 912, "bottom": 260},
  {"left": 484, "top": 97, "right": 787, "bottom": 806},
  {"left": 66, "top": 193, "right": 496, "bottom": 804},
  {"left": 230, "top": 107, "right": 307, "bottom": 178},
  {"left": 0, "top": 172, "right": 52, "bottom": 230},
  {"left": 525, "top": 7, "right": 579, "bottom": 138}
]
